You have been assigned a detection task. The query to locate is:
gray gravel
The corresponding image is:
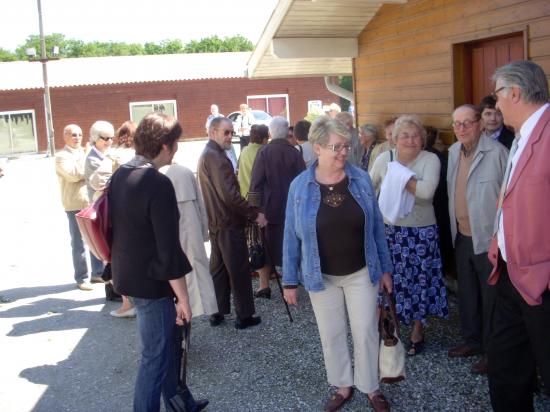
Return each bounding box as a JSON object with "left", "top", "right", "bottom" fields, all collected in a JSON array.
[{"left": 1, "top": 155, "right": 548, "bottom": 412}]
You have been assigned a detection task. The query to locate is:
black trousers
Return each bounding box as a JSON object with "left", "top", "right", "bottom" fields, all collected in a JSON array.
[
  {"left": 454, "top": 233, "right": 495, "bottom": 350},
  {"left": 209, "top": 227, "right": 255, "bottom": 320},
  {"left": 488, "top": 257, "right": 550, "bottom": 412}
]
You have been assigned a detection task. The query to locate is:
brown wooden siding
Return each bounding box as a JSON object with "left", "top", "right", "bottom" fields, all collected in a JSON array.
[
  {"left": 354, "top": 0, "right": 550, "bottom": 145},
  {"left": 0, "top": 77, "right": 334, "bottom": 152}
]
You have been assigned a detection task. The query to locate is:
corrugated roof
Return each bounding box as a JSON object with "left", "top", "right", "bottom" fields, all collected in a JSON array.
[{"left": 0, "top": 52, "right": 251, "bottom": 91}]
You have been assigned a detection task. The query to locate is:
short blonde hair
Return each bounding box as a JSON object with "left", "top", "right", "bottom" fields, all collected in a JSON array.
[
  {"left": 309, "top": 115, "right": 350, "bottom": 146},
  {"left": 240, "top": 103, "right": 248, "bottom": 111},
  {"left": 392, "top": 115, "right": 426, "bottom": 146}
]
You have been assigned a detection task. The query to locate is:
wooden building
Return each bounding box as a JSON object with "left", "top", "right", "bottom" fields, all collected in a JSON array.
[
  {"left": 248, "top": 0, "right": 550, "bottom": 144},
  {"left": 0, "top": 52, "right": 334, "bottom": 156}
]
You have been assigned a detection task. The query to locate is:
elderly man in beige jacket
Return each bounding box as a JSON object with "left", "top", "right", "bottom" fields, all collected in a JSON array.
[{"left": 55, "top": 124, "right": 105, "bottom": 290}]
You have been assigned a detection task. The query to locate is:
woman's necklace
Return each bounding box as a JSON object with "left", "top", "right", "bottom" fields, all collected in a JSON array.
[{"left": 319, "top": 178, "right": 347, "bottom": 208}]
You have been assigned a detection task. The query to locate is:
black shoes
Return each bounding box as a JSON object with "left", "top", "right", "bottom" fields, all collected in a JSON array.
[
  {"left": 235, "top": 316, "right": 262, "bottom": 330},
  {"left": 192, "top": 399, "right": 209, "bottom": 412},
  {"left": 209, "top": 313, "right": 225, "bottom": 327},
  {"left": 254, "top": 288, "right": 271, "bottom": 299}
]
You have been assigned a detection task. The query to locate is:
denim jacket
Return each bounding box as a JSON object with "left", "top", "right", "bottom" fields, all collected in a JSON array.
[{"left": 282, "top": 161, "right": 393, "bottom": 291}]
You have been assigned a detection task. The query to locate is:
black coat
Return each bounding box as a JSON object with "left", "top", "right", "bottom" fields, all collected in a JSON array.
[
  {"left": 109, "top": 165, "right": 191, "bottom": 299},
  {"left": 248, "top": 139, "right": 306, "bottom": 224},
  {"left": 497, "top": 126, "right": 515, "bottom": 150}
]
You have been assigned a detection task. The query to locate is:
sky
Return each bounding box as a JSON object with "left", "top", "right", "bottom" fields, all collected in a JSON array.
[{"left": 0, "top": 0, "right": 279, "bottom": 52}]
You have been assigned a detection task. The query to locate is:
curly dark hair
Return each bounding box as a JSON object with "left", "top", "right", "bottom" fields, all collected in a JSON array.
[{"left": 134, "top": 113, "right": 182, "bottom": 159}]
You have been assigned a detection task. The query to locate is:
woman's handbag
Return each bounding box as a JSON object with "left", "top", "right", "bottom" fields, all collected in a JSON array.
[
  {"left": 378, "top": 290, "right": 406, "bottom": 383},
  {"left": 75, "top": 187, "right": 111, "bottom": 263},
  {"left": 246, "top": 222, "right": 265, "bottom": 271}
]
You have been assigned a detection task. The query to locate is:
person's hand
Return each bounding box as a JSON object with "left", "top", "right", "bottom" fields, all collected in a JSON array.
[
  {"left": 255, "top": 212, "right": 268, "bottom": 228},
  {"left": 283, "top": 288, "right": 298, "bottom": 306},
  {"left": 175, "top": 300, "right": 192, "bottom": 325},
  {"left": 379, "top": 272, "right": 393, "bottom": 294}
]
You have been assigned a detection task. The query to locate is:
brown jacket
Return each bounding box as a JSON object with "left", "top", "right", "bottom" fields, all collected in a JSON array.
[{"left": 197, "top": 140, "right": 258, "bottom": 230}]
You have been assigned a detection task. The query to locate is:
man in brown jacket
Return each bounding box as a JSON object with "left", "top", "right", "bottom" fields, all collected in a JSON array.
[
  {"left": 198, "top": 117, "right": 266, "bottom": 329},
  {"left": 55, "top": 124, "right": 104, "bottom": 290}
]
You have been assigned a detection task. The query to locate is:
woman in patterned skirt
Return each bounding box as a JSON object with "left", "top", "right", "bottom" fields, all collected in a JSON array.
[{"left": 370, "top": 115, "right": 448, "bottom": 356}]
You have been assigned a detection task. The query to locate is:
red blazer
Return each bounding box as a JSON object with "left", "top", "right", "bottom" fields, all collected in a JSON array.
[{"left": 488, "top": 105, "right": 550, "bottom": 305}]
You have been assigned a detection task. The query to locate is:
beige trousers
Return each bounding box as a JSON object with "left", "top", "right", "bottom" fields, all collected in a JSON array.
[{"left": 309, "top": 267, "right": 380, "bottom": 394}]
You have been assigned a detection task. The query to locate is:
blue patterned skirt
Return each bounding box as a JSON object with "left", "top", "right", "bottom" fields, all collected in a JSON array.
[{"left": 385, "top": 224, "right": 448, "bottom": 325}]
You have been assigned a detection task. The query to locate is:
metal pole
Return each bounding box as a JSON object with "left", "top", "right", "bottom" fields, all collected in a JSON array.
[{"left": 37, "top": 0, "right": 55, "bottom": 157}]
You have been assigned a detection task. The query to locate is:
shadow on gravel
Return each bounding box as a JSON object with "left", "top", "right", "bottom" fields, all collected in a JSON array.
[
  {"left": 0, "top": 284, "right": 76, "bottom": 303},
  {"left": 8, "top": 282, "right": 549, "bottom": 412}
]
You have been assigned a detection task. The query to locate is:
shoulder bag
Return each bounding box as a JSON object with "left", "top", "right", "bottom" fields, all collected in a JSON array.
[{"left": 75, "top": 186, "right": 111, "bottom": 263}]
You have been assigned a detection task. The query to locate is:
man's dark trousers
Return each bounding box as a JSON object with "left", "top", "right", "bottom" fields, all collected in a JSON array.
[
  {"left": 209, "top": 227, "right": 255, "bottom": 320},
  {"left": 455, "top": 233, "right": 495, "bottom": 351},
  {"left": 488, "top": 259, "right": 550, "bottom": 412}
]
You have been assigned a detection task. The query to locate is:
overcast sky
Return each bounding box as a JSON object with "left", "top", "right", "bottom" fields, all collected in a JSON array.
[{"left": 1, "top": 0, "right": 279, "bottom": 52}]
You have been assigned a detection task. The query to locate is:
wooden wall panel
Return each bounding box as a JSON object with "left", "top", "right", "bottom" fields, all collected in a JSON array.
[{"left": 355, "top": 0, "right": 550, "bottom": 145}]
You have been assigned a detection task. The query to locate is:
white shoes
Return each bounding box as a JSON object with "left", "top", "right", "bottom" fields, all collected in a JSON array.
[
  {"left": 77, "top": 282, "right": 93, "bottom": 291},
  {"left": 110, "top": 307, "right": 136, "bottom": 318}
]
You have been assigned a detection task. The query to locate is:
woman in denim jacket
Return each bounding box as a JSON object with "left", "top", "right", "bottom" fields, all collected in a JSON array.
[{"left": 283, "top": 116, "right": 393, "bottom": 412}]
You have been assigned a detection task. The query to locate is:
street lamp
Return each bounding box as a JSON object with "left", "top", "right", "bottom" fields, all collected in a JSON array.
[{"left": 26, "top": 0, "right": 58, "bottom": 157}]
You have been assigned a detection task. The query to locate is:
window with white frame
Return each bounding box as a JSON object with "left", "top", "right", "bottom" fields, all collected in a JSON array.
[
  {"left": 0, "top": 110, "right": 38, "bottom": 156},
  {"left": 247, "top": 94, "right": 289, "bottom": 121},
  {"left": 129, "top": 100, "right": 177, "bottom": 124}
]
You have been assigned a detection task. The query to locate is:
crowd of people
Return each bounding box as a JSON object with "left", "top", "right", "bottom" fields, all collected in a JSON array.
[{"left": 53, "top": 60, "right": 549, "bottom": 412}]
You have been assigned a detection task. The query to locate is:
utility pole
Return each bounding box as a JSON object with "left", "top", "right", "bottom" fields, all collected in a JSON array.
[{"left": 37, "top": 0, "right": 56, "bottom": 157}]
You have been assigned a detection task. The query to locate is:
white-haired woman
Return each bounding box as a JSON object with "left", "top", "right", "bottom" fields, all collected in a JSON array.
[
  {"left": 370, "top": 115, "right": 448, "bottom": 356},
  {"left": 85, "top": 120, "right": 114, "bottom": 202},
  {"left": 358, "top": 124, "right": 389, "bottom": 172},
  {"left": 283, "top": 116, "right": 393, "bottom": 412},
  {"left": 82, "top": 120, "right": 113, "bottom": 284}
]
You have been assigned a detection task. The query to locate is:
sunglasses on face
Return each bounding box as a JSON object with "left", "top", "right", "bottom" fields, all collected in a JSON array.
[
  {"left": 222, "top": 129, "right": 236, "bottom": 137},
  {"left": 98, "top": 136, "right": 114, "bottom": 141},
  {"left": 71, "top": 133, "right": 82, "bottom": 137}
]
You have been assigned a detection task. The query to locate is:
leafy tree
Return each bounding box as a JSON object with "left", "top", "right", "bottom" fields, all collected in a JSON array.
[
  {"left": 14, "top": 33, "right": 67, "bottom": 60},
  {"left": 1, "top": 33, "right": 254, "bottom": 62},
  {"left": 0, "top": 48, "right": 16, "bottom": 61}
]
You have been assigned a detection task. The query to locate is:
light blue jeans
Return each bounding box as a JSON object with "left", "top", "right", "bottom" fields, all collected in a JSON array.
[{"left": 66, "top": 210, "right": 104, "bottom": 283}]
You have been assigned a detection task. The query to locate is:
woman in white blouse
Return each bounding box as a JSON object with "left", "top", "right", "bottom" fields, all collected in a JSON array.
[{"left": 370, "top": 115, "right": 448, "bottom": 356}]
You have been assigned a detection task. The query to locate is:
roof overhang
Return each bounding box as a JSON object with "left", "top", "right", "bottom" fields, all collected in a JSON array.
[{"left": 248, "top": 0, "right": 406, "bottom": 79}]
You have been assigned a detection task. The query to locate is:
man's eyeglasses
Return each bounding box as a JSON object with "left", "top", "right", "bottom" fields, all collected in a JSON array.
[
  {"left": 71, "top": 133, "right": 82, "bottom": 137},
  {"left": 491, "top": 86, "right": 509, "bottom": 101},
  {"left": 324, "top": 143, "right": 352, "bottom": 153},
  {"left": 99, "top": 136, "right": 114, "bottom": 141},
  {"left": 452, "top": 119, "right": 478, "bottom": 130},
  {"left": 220, "top": 129, "right": 236, "bottom": 137}
]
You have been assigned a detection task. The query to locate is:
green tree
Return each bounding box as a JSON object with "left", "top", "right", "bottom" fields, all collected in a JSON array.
[
  {"left": 339, "top": 76, "right": 353, "bottom": 112},
  {"left": 183, "top": 35, "right": 252, "bottom": 53},
  {"left": 0, "top": 48, "right": 17, "bottom": 62},
  {"left": 6, "top": 34, "right": 254, "bottom": 61},
  {"left": 15, "top": 33, "right": 67, "bottom": 60}
]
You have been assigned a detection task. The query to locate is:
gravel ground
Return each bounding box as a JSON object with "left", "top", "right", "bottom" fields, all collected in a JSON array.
[{"left": 1, "top": 153, "right": 548, "bottom": 412}]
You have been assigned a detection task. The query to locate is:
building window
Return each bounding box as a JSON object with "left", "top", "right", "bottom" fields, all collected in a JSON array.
[
  {"left": 129, "top": 100, "right": 177, "bottom": 124},
  {"left": 247, "top": 94, "right": 289, "bottom": 121},
  {"left": 0, "top": 110, "right": 38, "bottom": 156}
]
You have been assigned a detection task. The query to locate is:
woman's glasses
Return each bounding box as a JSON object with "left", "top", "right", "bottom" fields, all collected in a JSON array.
[{"left": 324, "top": 143, "right": 352, "bottom": 153}]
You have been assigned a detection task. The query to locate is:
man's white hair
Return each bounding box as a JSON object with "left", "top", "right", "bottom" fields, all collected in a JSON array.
[{"left": 269, "top": 116, "right": 290, "bottom": 140}]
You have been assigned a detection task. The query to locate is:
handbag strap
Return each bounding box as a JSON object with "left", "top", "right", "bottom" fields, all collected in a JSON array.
[{"left": 381, "top": 290, "right": 401, "bottom": 338}]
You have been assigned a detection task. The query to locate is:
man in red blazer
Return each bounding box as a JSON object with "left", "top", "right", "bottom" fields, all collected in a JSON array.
[{"left": 487, "top": 60, "right": 550, "bottom": 412}]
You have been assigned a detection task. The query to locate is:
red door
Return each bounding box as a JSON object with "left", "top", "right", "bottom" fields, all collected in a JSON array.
[{"left": 469, "top": 34, "right": 524, "bottom": 104}]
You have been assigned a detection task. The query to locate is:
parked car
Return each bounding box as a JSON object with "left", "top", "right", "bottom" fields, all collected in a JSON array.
[{"left": 227, "top": 109, "right": 273, "bottom": 129}]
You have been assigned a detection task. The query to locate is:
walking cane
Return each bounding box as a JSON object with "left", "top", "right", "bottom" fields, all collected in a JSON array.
[{"left": 273, "top": 270, "right": 293, "bottom": 323}]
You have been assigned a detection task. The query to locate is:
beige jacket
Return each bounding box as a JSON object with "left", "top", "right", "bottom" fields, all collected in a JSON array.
[{"left": 55, "top": 145, "right": 89, "bottom": 211}]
